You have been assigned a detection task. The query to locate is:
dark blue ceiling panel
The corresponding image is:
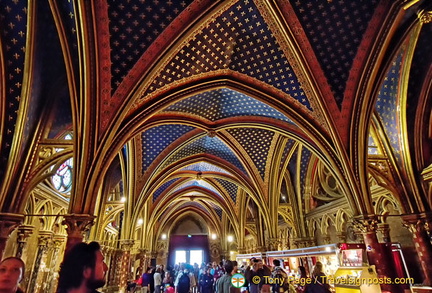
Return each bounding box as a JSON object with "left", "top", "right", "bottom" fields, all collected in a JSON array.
[
  {"left": 144, "top": 0, "right": 311, "bottom": 110},
  {"left": 141, "top": 124, "right": 195, "bottom": 173},
  {"left": 164, "top": 88, "right": 294, "bottom": 123},
  {"left": 291, "top": 0, "right": 379, "bottom": 108},
  {"left": 153, "top": 178, "right": 179, "bottom": 203},
  {"left": 108, "top": 0, "right": 194, "bottom": 94},
  {"left": 0, "top": 0, "right": 28, "bottom": 174},
  {"left": 287, "top": 147, "right": 299, "bottom": 183},
  {"left": 161, "top": 135, "right": 248, "bottom": 175},
  {"left": 226, "top": 128, "right": 275, "bottom": 179},
  {"left": 375, "top": 48, "right": 404, "bottom": 164},
  {"left": 279, "top": 139, "right": 296, "bottom": 172},
  {"left": 207, "top": 201, "right": 223, "bottom": 219},
  {"left": 215, "top": 178, "right": 238, "bottom": 204},
  {"left": 407, "top": 23, "right": 432, "bottom": 136},
  {"left": 56, "top": 0, "right": 79, "bottom": 79},
  {"left": 299, "top": 147, "right": 312, "bottom": 196}
]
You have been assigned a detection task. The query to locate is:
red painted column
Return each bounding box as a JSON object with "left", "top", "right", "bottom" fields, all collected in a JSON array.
[
  {"left": 119, "top": 240, "right": 134, "bottom": 292},
  {"left": 403, "top": 216, "right": 432, "bottom": 286},
  {"left": 356, "top": 218, "right": 403, "bottom": 293}
]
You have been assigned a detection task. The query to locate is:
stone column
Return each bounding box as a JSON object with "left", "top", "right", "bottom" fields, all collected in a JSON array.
[
  {"left": 137, "top": 249, "right": 146, "bottom": 277},
  {"left": 403, "top": 215, "right": 432, "bottom": 286},
  {"left": 27, "top": 231, "right": 52, "bottom": 293},
  {"left": 62, "top": 214, "right": 95, "bottom": 252},
  {"left": 354, "top": 218, "right": 402, "bottom": 293},
  {"left": 101, "top": 245, "right": 115, "bottom": 291},
  {"left": 145, "top": 251, "right": 152, "bottom": 271},
  {"left": 118, "top": 240, "right": 135, "bottom": 293},
  {"left": 108, "top": 248, "right": 122, "bottom": 287},
  {"left": 45, "top": 235, "right": 66, "bottom": 293},
  {"left": 0, "top": 213, "right": 24, "bottom": 259},
  {"left": 15, "top": 224, "right": 34, "bottom": 258}
]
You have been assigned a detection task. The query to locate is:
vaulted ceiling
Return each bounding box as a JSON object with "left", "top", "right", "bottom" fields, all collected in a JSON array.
[{"left": 1, "top": 0, "right": 431, "bottom": 245}]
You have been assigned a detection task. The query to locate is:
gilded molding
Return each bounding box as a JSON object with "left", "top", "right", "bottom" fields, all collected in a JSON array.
[
  {"left": 352, "top": 216, "right": 379, "bottom": 234},
  {"left": 422, "top": 164, "right": 432, "bottom": 181},
  {"left": 62, "top": 214, "right": 95, "bottom": 238},
  {"left": 418, "top": 9, "right": 432, "bottom": 24}
]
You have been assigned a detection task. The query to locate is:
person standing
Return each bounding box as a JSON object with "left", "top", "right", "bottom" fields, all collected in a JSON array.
[
  {"left": 142, "top": 267, "right": 153, "bottom": 293},
  {"left": 270, "top": 260, "right": 288, "bottom": 293},
  {"left": 296, "top": 266, "right": 308, "bottom": 293},
  {"left": 175, "top": 264, "right": 191, "bottom": 293},
  {"left": 0, "top": 257, "right": 25, "bottom": 293},
  {"left": 304, "top": 262, "right": 330, "bottom": 293},
  {"left": 162, "top": 270, "right": 174, "bottom": 291},
  {"left": 199, "top": 267, "right": 214, "bottom": 293},
  {"left": 56, "top": 241, "right": 109, "bottom": 293},
  {"left": 155, "top": 267, "right": 163, "bottom": 293},
  {"left": 215, "top": 261, "right": 233, "bottom": 293}
]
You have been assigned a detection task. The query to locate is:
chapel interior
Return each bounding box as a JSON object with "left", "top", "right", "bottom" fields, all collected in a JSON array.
[{"left": 0, "top": 0, "right": 431, "bottom": 292}]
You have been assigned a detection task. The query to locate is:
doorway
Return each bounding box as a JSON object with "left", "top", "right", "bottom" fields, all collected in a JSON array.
[
  {"left": 174, "top": 249, "right": 204, "bottom": 265},
  {"left": 169, "top": 235, "right": 210, "bottom": 266}
]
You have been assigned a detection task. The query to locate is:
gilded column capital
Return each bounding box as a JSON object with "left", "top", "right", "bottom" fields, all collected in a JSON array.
[
  {"left": 401, "top": 213, "right": 432, "bottom": 233},
  {"left": 293, "top": 237, "right": 314, "bottom": 248},
  {"left": 17, "top": 225, "right": 34, "bottom": 243},
  {"left": 52, "top": 234, "right": 66, "bottom": 248},
  {"left": 0, "top": 213, "right": 24, "bottom": 238},
  {"left": 267, "top": 237, "right": 280, "bottom": 251},
  {"left": 418, "top": 9, "right": 432, "bottom": 24},
  {"left": 421, "top": 164, "right": 432, "bottom": 181},
  {"left": 120, "top": 239, "right": 135, "bottom": 250},
  {"left": 38, "top": 231, "right": 54, "bottom": 248},
  {"left": 15, "top": 225, "right": 34, "bottom": 258},
  {"left": 352, "top": 216, "right": 379, "bottom": 234},
  {"left": 0, "top": 213, "right": 24, "bottom": 258},
  {"left": 62, "top": 214, "right": 95, "bottom": 238},
  {"left": 138, "top": 248, "right": 148, "bottom": 255}
]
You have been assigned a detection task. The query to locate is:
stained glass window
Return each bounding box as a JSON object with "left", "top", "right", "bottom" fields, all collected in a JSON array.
[
  {"left": 51, "top": 132, "right": 73, "bottom": 193},
  {"left": 52, "top": 159, "right": 73, "bottom": 192}
]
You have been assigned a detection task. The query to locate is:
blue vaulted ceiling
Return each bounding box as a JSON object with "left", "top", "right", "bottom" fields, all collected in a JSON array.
[
  {"left": 108, "top": 0, "right": 194, "bottom": 93},
  {"left": 141, "top": 124, "right": 195, "bottom": 172},
  {"left": 20, "top": 0, "right": 424, "bottom": 227},
  {"left": 118, "top": 0, "right": 386, "bottom": 218},
  {"left": 0, "top": 0, "right": 28, "bottom": 173},
  {"left": 290, "top": 0, "right": 380, "bottom": 108},
  {"left": 375, "top": 47, "right": 405, "bottom": 164},
  {"left": 159, "top": 135, "right": 248, "bottom": 175},
  {"left": 164, "top": 88, "right": 294, "bottom": 123},
  {"left": 141, "top": 0, "right": 312, "bottom": 110}
]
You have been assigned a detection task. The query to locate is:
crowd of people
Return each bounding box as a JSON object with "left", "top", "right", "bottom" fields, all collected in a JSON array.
[
  {"left": 0, "top": 241, "right": 330, "bottom": 293},
  {"left": 131, "top": 258, "right": 330, "bottom": 293},
  {"left": 131, "top": 261, "right": 230, "bottom": 293}
]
